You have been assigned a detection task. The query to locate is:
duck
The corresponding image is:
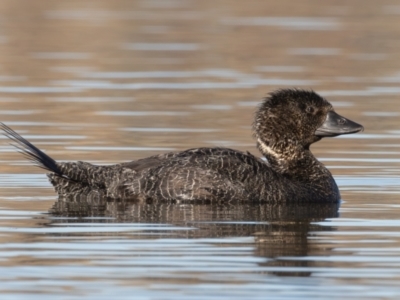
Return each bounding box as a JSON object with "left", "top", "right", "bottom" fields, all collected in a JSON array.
[{"left": 0, "top": 89, "right": 363, "bottom": 202}]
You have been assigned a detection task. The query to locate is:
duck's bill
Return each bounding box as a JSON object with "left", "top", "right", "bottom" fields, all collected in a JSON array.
[{"left": 315, "top": 111, "right": 364, "bottom": 137}]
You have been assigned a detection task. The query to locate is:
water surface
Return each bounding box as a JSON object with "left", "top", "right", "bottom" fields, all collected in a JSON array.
[{"left": 0, "top": 0, "right": 400, "bottom": 299}]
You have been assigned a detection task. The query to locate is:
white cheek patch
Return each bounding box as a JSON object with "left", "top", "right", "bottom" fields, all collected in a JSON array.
[{"left": 257, "top": 138, "right": 282, "bottom": 159}]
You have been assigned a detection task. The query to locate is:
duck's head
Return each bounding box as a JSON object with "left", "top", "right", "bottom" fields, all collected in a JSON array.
[{"left": 253, "top": 89, "right": 363, "bottom": 162}]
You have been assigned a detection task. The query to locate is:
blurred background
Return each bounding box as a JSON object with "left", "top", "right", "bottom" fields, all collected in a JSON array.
[
  {"left": 0, "top": 0, "right": 400, "bottom": 182},
  {"left": 2, "top": 0, "right": 400, "bottom": 194},
  {"left": 1, "top": 0, "right": 398, "bottom": 165},
  {"left": 1, "top": 0, "right": 400, "bottom": 299}
]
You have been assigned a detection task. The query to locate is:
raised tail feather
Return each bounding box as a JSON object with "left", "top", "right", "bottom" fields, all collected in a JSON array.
[
  {"left": 0, "top": 122, "right": 64, "bottom": 176},
  {"left": 1, "top": 123, "right": 121, "bottom": 195}
]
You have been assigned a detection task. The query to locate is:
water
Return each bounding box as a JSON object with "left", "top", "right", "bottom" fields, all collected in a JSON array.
[{"left": 0, "top": 0, "right": 399, "bottom": 299}]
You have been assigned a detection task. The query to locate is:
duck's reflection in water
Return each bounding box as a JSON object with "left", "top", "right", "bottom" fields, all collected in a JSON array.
[{"left": 50, "top": 194, "right": 339, "bottom": 277}]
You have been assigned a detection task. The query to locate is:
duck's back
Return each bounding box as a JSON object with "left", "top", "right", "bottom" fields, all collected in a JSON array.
[
  {"left": 122, "top": 148, "right": 275, "bottom": 201},
  {"left": 50, "top": 147, "right": 279, "bottom": 201}
]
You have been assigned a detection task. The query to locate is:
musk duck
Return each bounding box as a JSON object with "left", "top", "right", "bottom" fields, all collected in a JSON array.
[{"left": 0, "top": 89, "right": 363, "bottom": 202}]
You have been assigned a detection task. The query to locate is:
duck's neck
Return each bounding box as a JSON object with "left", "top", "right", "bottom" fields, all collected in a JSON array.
[{"left": 257, "top": 138, "right": 329, "bottom": 180}]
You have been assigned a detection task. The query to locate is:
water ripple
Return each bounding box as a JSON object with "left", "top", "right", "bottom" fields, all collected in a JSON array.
[{"left": 221, "top": 17, "right": 341, "bottom": 30}]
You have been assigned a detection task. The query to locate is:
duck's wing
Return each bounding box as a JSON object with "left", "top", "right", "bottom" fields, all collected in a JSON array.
[
  {"left": 120, "top": 151, "right": 178, "bottom": 172},
  {"left": 118, "top": 147, "right": 270, "bottom": 201}
]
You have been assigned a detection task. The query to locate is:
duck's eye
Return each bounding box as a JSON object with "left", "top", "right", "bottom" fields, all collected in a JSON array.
[{"left": 306, "top": 107, "right": 314, "bottom": 114}]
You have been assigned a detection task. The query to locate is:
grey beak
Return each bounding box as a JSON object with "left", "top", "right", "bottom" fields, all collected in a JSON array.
[{"left": 315, "top": 111, "right": 364, "bottom": 137}]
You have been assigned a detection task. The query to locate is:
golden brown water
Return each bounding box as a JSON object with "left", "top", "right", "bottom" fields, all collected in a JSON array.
[{"left": 0, "top": 0, "right": 400, "bottom": 299}]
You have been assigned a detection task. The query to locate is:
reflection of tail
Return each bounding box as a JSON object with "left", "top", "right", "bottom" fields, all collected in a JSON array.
[{"left": 0, "top": 123, "right": 63, "bottom": 176}]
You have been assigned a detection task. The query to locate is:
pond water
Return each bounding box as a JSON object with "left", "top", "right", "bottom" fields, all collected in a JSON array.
[{"left": 0, "top": 0, "right": 400, "bottom": 299}]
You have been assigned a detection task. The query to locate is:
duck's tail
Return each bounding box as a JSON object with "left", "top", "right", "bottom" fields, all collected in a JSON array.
[
  {"left": 0, "top": 123, "right": 63, "bottom": 176},
  {"left": 0, "top": 123, "right": 119, "bottom": 195}
]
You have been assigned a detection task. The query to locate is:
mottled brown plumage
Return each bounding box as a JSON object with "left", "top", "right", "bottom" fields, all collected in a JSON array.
[{"left": 0, "top": 89, "right": 363, "bottom": 202}]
